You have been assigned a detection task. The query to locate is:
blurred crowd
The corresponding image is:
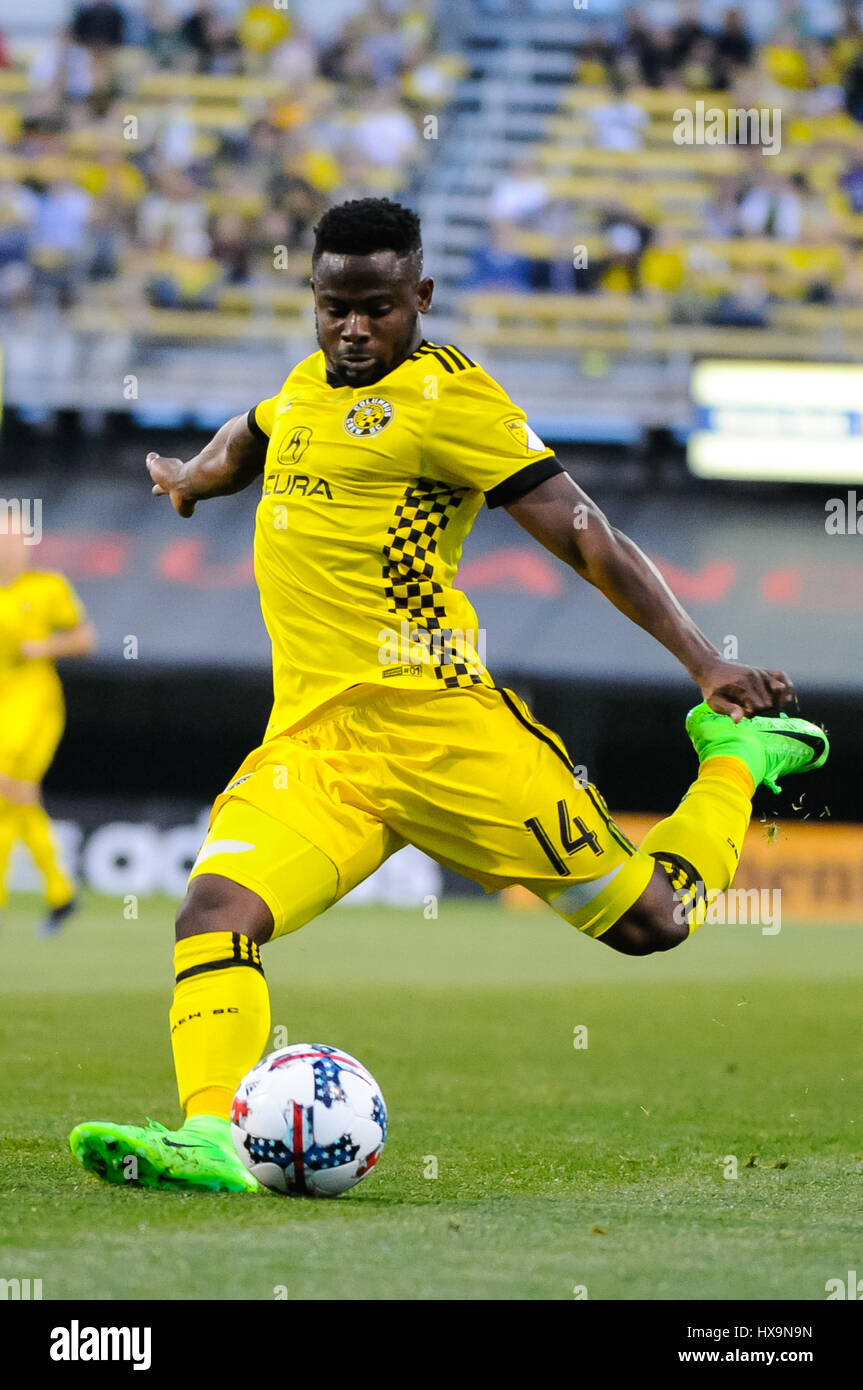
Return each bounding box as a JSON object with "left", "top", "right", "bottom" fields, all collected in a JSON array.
[
  {"left": 0, "top": 0, "right": 449, "bottom": 310},
  {"left": 4, "top": 0, "right": 863, "bottom": 325},
  {"left": 468, "top": 3, "right": 863, "bottom": 317}
]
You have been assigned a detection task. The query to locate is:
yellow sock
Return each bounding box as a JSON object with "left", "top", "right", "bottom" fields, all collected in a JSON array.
[
  {"left": 16, "top": 802, "right": 75, "bottom": 908},
  {"left": 640, "top": 756, "right": 755, "bottom": 934},
  {"left": 0, "top": 798, "right": 19, "bottom": 909},
  {"left": 170, "top": 931, "right": 271, "bottom": 1121}
]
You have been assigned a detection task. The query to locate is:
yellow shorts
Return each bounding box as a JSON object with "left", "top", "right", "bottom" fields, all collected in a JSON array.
[
  {"left": 189, "top": 684, "right": 653, "bottom": 940},
  {"left": 0, "top": 691, "right": 65, "bottom": 784}
]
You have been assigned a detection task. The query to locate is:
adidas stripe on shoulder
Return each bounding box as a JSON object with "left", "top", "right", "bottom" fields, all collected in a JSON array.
[{"left": 409, "top": 340, "right": 477, "bottom": 374}]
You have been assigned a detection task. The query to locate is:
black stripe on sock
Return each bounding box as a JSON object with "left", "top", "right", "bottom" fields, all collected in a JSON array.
[
  {"left": 651, "top": 851, "right": 707, "bottom": 911},
  {"left": 175, "top": 955, "right": 265, "bottom": 985}
]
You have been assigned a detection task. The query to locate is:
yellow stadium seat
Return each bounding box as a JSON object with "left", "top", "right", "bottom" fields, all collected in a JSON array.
[{"left": 136, "top": 73, "right": 286, "bottom": 101}]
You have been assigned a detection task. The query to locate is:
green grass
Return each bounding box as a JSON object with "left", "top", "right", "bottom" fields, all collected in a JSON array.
[{"left": 1, "top": 893, "right": 861, "bottom": 1301}]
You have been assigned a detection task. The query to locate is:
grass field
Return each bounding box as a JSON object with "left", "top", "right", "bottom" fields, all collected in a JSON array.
[{"left": 1, "top": 892, "right": 861, "bottom": 1301}]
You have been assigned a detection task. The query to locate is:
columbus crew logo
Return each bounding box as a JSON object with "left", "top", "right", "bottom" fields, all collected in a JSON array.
[{"left": 344, "top": 397, "right": 395, "bottom": 438}]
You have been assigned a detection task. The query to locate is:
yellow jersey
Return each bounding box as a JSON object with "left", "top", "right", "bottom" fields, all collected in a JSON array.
[
  {"left": 249, "top": 340, "right": 561, "bottom": 737},
  {"left": 0, "top": 568, "right": 86, "bottom": 710}
]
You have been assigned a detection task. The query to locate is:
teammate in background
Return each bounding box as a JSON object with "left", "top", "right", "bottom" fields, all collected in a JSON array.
[
  {"left": 70, "top": 199, "right": 828, "bottom": 1192},
  {"left": 0, "top": 531, "right": 95, "bottom": 934}
]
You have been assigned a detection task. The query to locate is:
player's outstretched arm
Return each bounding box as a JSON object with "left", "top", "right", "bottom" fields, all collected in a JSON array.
[
  {"left": 20, "top": 622, "right": 96, "bottom": 661},
  {"left": 146, "top": 412, "right": 267, "bottom": 518},
  {"left": 506, "top": 471, "right": 792, "bottom": 721}
]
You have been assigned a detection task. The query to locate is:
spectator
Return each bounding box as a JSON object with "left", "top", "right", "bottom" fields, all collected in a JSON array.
[
  {"left": 763, "top": 23, "right": 810, "bottom": 90},
  {"left": 143, "top": 0, "right": 184, "bottom": 70},
  {"left": 138, "top": 168, "right": 210, "bottom": 259},
  {"left": 30, "top": 179, "right": 92, "bottom": 307},
  {"left": 842, "top": 51, "right": 863, "bottom": 122},
  {"left": 589, "top": 73, "right": 648, "bottom": 151},
  {"left": 640, "top": 227, "right": 685, "bottom": 295},
  {"left": 619, "top": 7, "right": 666, "bottom": 88},
  {"left": 462, "top": 223, "right": 534, "bottom": 293},
  {"left": 210, "top": 212, "right": 252, "bottom": 283},
  {"left": 237, "top": 4, "right": 291, "bottom": 58},
  {"left": 706, "top": 271, "right": 769, "bottom": 327},
  {"left": 181, "top": 1, "right": 240, "bottom": 74},
  {"left": 488, "top": 160, "right": 549, "bottom": 226},
  {"left": 840, "top": 156, "right": 863, "bottom": 213},
  {"left": 29, "top": 30, "right": 94, "bottom": 103},
  {"left": 269, "top": 23, "right": 319, "bottom": 84},
  {"left": 680, "top": 37, "right": 725, "bottom": 92},
  {"left": 71, "top": 2, "right": 126, "bottom": 49},
  {"left": 358, "top": 3, "right": 410, "bottom": 86},
  {"left": 597, "top": 208, "right": 652, "bottom": 293},
  {"left": 0, "top": 180, "right": 38, "bottom": 305},
  {"left": 714, "top": 7, "right": 753, "bottom": 74},
  {"left": 737, "top": 174, "right": 802, "bottom": 242},
  {"left": 352, "top": 88, "right": 419, "bottom": 168},
  {"left": 669, "top": 0, "right": 707, "bottom": 72},
  {"left": 831, "top": 3, "right": 863, "bottom": 71}
]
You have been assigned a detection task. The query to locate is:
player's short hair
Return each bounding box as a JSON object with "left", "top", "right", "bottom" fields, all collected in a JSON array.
[{"left": 312, "top": 198, "right": 423, "bottom": 273}]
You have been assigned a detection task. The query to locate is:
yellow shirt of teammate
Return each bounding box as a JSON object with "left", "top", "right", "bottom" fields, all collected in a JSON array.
[
  {"left": 0, "top": 532, "right": 94, "bottom": 927},
  {"left": 0, "top": 566, "right": 88, "bottom": 780}
]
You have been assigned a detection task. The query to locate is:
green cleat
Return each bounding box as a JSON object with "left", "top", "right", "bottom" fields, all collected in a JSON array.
[
  {"left": 69, "top": 1114, "right": 261, "bottom": 1194},
  {"left": 685, "top": 702, "right": 829, "bottom": 795}
]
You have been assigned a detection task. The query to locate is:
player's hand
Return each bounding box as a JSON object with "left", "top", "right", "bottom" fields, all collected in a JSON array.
[
  {"left": 697, "top": 659, "right": 793, "bottom": 722},
  {"left": 146, "top": 453, "right": 197, "bottom": 517},
  {"left": 19, "top": 639, "right": 51, "bottom": 659}
]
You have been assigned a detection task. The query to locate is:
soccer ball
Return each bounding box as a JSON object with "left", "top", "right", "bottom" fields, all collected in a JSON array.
[{"left": 230, "top": 1043, "right": 387, "bottom": 1196}]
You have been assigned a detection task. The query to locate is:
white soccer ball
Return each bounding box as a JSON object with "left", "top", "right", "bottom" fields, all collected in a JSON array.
[{"left": 230, "top": 1043, "right": 387, "bottom": 1196}]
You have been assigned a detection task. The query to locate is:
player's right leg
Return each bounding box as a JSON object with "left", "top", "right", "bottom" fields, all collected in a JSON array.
[{"left": 599, "top": 703, "right": 830, "bottom": 954}]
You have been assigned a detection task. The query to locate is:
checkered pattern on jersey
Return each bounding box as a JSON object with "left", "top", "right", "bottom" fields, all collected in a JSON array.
[{"left": 383, "top": 479, "right": 481, "bottom": 689}]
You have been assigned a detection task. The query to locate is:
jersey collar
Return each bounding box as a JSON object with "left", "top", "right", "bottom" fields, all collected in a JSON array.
[{"left": 318, "top": 337, "right": 430, "bottom": 392}]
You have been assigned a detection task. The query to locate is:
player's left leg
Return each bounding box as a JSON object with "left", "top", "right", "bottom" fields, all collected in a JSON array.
[
  {"left": 69, "top": 817, "right": 343, "bottom": 1194},
  {"left": 71, "top": 726, "right": 401, "bottom": 1193},
  {"left": 0, "top": 702, "right": 77, "bottom": 933}
]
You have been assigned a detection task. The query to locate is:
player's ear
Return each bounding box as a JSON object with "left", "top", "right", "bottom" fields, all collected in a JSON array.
[{"left": 417, "top": 277, "right": 434, "bottom": 313}]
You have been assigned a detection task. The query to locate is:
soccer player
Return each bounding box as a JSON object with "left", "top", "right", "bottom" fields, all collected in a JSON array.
[
  {"left": 0, "top": 530, "right": 95, "bottom": 934},
  {"left": 70, "top": 199, "right": 828, "bottom": 1192}
]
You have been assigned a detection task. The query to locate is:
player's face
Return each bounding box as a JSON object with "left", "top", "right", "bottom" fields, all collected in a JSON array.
[
  {"left": 0, "top": 531, "right": 30, "bottom": 584},
  {"left": 312, "top": 251, "right": 434, "bottom": 388}
]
